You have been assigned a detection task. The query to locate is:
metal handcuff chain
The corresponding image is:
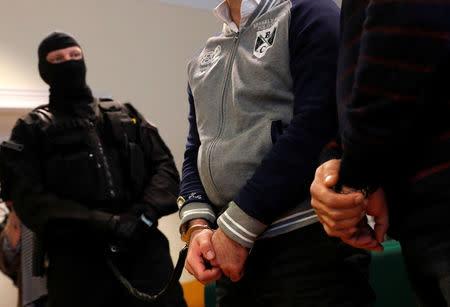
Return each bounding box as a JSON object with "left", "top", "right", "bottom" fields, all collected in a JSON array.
[{"left": 106, "top": 245, "right": 188, "bottom": 303}]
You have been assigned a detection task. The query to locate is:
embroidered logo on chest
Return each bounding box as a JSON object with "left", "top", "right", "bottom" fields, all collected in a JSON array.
[
  {"left": 199, "top": 45, "right": 222, "bottom": 74},
  {"left": 253, "top": 21, "right": 278, "bottom": 59}
]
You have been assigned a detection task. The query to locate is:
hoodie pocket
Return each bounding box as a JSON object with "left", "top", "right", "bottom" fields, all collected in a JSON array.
[{"left": 271, "top": 120, "right": 287, "bottom": 144}]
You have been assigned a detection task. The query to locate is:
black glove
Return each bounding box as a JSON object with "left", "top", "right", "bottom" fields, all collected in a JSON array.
[
  {"left": 108, "top": 213, "right": 155, "bottom": 241},
  {"left": 108, "top": 213, "right": 141, "bottom": 240}
]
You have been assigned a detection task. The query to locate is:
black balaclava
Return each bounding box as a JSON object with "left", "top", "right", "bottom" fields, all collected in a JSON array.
[{"left": 38, "top": 32, "right": 93, "bottom": 115}]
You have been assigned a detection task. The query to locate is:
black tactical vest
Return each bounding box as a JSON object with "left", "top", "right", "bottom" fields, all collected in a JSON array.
[{"left": 32, "top": 99, "right": 147, "bottom": 211}]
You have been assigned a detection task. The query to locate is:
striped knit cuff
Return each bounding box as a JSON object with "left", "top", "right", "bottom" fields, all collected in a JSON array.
[
  {"left": 217, "top": 201, "right": 267, "bottom": 249},
  {"left": 179, "top": 202, "right": 216, "bottom": 229}
]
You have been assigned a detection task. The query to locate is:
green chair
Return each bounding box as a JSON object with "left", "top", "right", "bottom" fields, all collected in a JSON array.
[
  {"left": 204, "top": 241, "right": 418, "bottom": 307},
  {"left": 204, "top": 281, "right": 216, "bottom": 307},
  {"left": 370, "top": 240, "right": 417, "bottom": 307}
]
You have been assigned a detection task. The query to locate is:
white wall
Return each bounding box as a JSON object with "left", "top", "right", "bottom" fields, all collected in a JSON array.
[
  {"left": 0, "top": 275, "right": 16, "bottom": 307},
  {"left": 154, "top": 0, "right": 341, "bottom": 10},
  {"left": 155, "top": 0, "right": 222, "bottom": 10},
  {"left": 0, "top": 0, "right": 221, "bottom": 303}
]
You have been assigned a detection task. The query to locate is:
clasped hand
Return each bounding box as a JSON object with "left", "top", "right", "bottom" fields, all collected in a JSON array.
[
  {"left": 310, "top": 159, "right": 389, "bottom": 252},
  {"left": 184, "top": 228, "right": 248, "bottom": 284}
]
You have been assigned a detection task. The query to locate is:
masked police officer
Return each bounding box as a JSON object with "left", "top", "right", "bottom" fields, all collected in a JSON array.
[{"left": 0, "top": 32, "right": 187, "bottom": 307}]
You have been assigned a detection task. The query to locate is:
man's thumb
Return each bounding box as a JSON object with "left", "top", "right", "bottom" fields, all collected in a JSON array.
[
  {"left": 324, "top": 175, "right": 338, "bottom": 187},
  {"left": 374, "top": 217, "right": 389, "bottom": 244}
]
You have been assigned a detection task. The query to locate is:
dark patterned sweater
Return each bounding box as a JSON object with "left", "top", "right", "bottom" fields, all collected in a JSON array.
[{"left": 325, "top": 0, "right": 450, "bottom": 225}]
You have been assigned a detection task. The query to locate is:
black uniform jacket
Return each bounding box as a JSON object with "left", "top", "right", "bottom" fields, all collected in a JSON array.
[{"left": 2, "top": 99, "right": 179, "bottom": 241}]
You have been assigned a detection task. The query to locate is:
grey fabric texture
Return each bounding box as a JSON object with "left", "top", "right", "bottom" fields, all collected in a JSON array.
[
  {"left": 179, "top": 201, "right": 216, "bottom": 227},
  {"left": 187, "top": 0, "right": 293, "bottom": 208},
  {"left": 184, "top": 0, "right": 317, "bottom": 247},
  {"left": 216, "top": 202, "right": 267, "bottom": 248}
]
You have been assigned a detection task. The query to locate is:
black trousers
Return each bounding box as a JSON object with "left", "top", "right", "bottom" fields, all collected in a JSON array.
[
  {"left": 216, "top": 223, "right": 375, "bottom": 307},
  {"left": 397, "top": 203, "right": 450, "bottom": 307},
  {"left": 45, "top": 227, "right": 186, "bottom": 307}
]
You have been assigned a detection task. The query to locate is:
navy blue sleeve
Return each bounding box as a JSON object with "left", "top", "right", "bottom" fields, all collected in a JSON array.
[
  {"left": 179, "top": 84, "right": 210, "bottom": 206},
  {"left": 234, "top": 0, "right": 340, "bottom": 224}
]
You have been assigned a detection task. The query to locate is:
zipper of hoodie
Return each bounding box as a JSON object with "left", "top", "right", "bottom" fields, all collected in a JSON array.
[{"left": 206, "top": 32, "right": 240, "bottom": 195}]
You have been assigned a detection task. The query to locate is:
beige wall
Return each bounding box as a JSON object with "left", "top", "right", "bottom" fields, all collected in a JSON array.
[
  {"left": 0, "top": 1, "right": 220, "bottom": 304},
  {"left": 0, "top": 274, "right": 16, "bottom": 307}
]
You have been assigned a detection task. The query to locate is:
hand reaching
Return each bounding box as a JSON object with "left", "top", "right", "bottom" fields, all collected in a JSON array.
[
  {"left": 311, "top": 159, "right": 366, "bottom": 238},
  {"left": 311, "top": 159, "right": 389, "bottom": 252}
]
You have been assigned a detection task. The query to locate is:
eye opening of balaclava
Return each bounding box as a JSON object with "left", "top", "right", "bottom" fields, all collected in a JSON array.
[{"left": 38, "top": 32, "right": 93, "bottom": 112}]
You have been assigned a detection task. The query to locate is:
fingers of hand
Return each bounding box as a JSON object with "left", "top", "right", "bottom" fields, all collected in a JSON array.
[
  {"left": 221, "top": 263, "right": 245, "bottom": 282},
  {"left": 315, "top": 202, "right": 365, "bottom": 222},
  {"left": 185, "top": 245, "right": 222, "bottom": 284},
  {"left": 343, "top": 236, "right": 382, "bottom": 252},
  {"left": 311, "top": 163, "right": 339, "bottom": 197},
  {"left": 190, "top": 229, "right": 215, "bottom": 263},
  {"left": 324, "top": 159, "right": 341, "bottom": 170},
  {"left": 321, "top": 215, "right": 361, "bottom": 235},
  {"left": 366, "top": 188, "right": 388, "bottom": 216},
  {"left": 195, "top": 230, "right": 215, "bottom": 261},
  {"left": 370, "top": 244, "right": 384, "bottom": 253},
  {"left": 314, "top": 200, "right": 365, "bottom": 237},
  {"left": 210, "top": 230, "right": 248, "bottom": 282},
  {"left": 342, "top": 223, "right": 384, "bottom": 252},
  {"left": 311, "top": 188, "right": 365, "bottom": 212},
  {"left": 316, "top": 159, "right": 340, "bottom": 177},
  {"left": 228, "top": 270, "right": 244, "bottom": 282},
  {"left": 324, "top": 175, "right": 338, "bottom": 187},
  {"left": 358, "top": 240, "right": 383, "bottom": 253},
  {"left": 365, "top": 188, "right": 389, "bottom": 244},
  {"left": 187, "top": 264, "right": 222, "bottom": 285},
  {"left": 342, "top": 231, "right": 377, "bottom": 249},
  {"left": 319, "top": 218, "right": 357, "bottom": 239},
  {"left": 185, "top": 258, "right": 195, "bottom": 275},
  {"left": 324, "top": 225, "right": 358, "bottom": 239},
  {"left": 374, "top": 218, "right": 389, "bottom": 244},
  {"left": 196, "top": 267, "right": 222, "bottom": 285}
]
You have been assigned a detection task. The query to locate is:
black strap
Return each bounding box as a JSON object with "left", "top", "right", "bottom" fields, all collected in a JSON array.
[
  {"left": 106, "top": 245, "right": 188, "bottom": 303},
  {"left": 33, "top": 106, "right": 93, "bottom": 130},
  {"left": 98, "top": 100, "right": 135, "bottom": 144},
  {"left": 1, "top": 141, "right": 24, "bottom": 152}
]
